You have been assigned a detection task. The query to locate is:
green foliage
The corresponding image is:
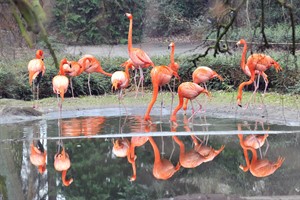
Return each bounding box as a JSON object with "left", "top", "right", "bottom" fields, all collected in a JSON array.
[{"left": 52, "top": 0, "right": 146, "bottom": 45}]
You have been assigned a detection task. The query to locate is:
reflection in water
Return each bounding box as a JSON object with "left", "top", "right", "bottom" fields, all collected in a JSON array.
[
  {"left": 29, "top": 141, "right": 47, "bottom": 174},
  {"left": 237, "top": 123, "right": 285, "bottom": 177},
  {"left": 54, "top": 143, "right": 73, "bottom": 186},
  {"left": 148, "top": 136, "right": 180, "bottom": 180},
  {"left": 1, "top": 113, "right": 299, "bottom": 199},
  {"left": 61, "top": 116, "right": 105, "bottom": 136}
]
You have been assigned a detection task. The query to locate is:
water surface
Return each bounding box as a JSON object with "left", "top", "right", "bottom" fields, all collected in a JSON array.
[{"left": 0, "top": 109, "right": 300, "bottom": 200}]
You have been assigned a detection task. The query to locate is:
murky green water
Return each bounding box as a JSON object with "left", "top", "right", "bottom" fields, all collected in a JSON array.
[{"left": 0, "top": 110, "right": 300, "bottom": 200}]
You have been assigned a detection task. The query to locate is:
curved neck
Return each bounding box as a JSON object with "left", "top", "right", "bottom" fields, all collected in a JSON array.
[
  {"left": 59, "top": 62, "right": 66, "bottom": 76},
  {"left": 239, "top": 135, "right": 257, "bottom": 164},
  {"left": 125, "top": 62, "right": 130, "bottom": 78},
  {"left": 240, "top": 42, "right": 248, "bottom": 71},
  {"left": 128, "top": 17, "right": 133, "bottom": 52},
  {"left": 172, "top": 136, "right": 185, "bottom": 155},
  {"left": 170, "top": 46, "right": 175, "bottom": 64},
  {"left": 62, "top": 170, "right": 73, "bottom": 186},
  {"left": 149, "top": 137, "right": 161, "bottom": 162}
]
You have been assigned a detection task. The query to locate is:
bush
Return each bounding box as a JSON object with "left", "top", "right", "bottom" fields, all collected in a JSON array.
[{"left": 51, "top": 0, "right": 146, "bottom": 45}]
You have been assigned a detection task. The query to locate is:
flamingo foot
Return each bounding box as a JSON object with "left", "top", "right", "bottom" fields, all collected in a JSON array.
[{"left": 237, "top": 99, "right": 242, "bottom": 107}]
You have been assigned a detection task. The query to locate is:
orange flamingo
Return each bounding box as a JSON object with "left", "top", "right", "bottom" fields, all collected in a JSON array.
[
  {"left": 170, "top": 82, "right": 210, "bottom": 125},
  {"left": 52, "top": 58, "right": 70, "bottom": 111},
  {"left": 144, "top": 43, "right": 180, "bottom": 123},
  {"left": 190, "top": 135, "right": 225, "bottom": 163},
  {"left": 172, "top": 136, "right": 206, "bottom": 168},
  {"left": 128, "top": 136, "right": 149, "bottom": 181},
  {"left": 126, "top": 13, "right": 154, "bottom": 97},
  {"left": 28, "top": 49, "right": 46, "bottom": 108},
  {"left": 111, "top": 59, "right": 131, "bottom": 100},
  {"left": 78, "top": 55, "right": 112, "bottom": 96},
  {"left": 112, "top": 138, "right": 130, "bottom": 158},
  {"left": 238, "top": 134, "right": 285, "bottom": 177},
  {"left": 183, "top": 66, "right": 223, "bottom": 113},
  {"left": 236, "top": 39, "right": 282, "bottom": 107},
  {"left": 54, "top": 145, "right": 73, "bottom": 186},
  {"left": 148, "top": 137, "right": 180, "bottom": 180},
  {"left": 30, "top": 141, "right": 47, "bottom": 174},
  {"left": 112, "top": 136, "right": 149, "bottom": 182},
  {"left": 63, "top": 61, "right": 84, "bottom": 98}
]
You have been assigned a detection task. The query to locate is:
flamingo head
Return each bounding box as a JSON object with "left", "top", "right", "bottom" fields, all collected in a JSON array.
[
  {"left": 111, "top": 80, "right": 120, "bottom": 91},
  {"left": 59, "top": 58, "right": 69, "bottom": 75},
  {"left": 168, "top": 42, "right": 175, "bottom": 49},
  {"left": 125, "top": 13, "right": 132, "bottom": 19},
  {"left": 236, "top": 39, "right": 246, "bottom": 46},
  {"left": 36, "top": 50, "right": 44, "bottom": 60}
]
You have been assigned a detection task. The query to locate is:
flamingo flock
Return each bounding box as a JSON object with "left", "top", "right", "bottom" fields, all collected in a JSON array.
[{"left": 27, "top": 13, "right": 285, "bottom": 184}]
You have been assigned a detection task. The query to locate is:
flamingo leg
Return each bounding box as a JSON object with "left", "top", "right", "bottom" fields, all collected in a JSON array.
[
  {"left": 88, "top": 73, "right": 92, "bottom": 96},
  {"left": 133, "top": 69, "right": 138, "bottom": 96},
  {"left": 70, "top": 77, "right": 74, "bottom": 98},
  {"left": 167, "top": 84, "right": 175, "bottom": 117}
]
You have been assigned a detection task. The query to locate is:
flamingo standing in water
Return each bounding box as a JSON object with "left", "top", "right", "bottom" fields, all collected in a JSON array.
[
  {"left": 28, "top": 50, "right": 46, "bottom": 108},
  {"left": 236, "top": 39, "right": 282, "bottom": 107},
  {"left": 238, "top": 134, "right": 285, "bottom": 177},
  {"left": 54, "top": 145, "right": 73, "bottom": 186},
  {"left": 52, "top": 58, "right": 70, "bottom": 111},
  {"left": 170, "top": 82, "right": 210, "bottom": 125},
  {"left": 78, "top": 55, "right": 112, "bottom": 96},
  {"left": 126, "top": 13, "right": 154, "bottom": 97},
  {"left": 144, "top": 42, "right": 180, "bottom": 123},
  {"left": 183, "top": 66, "right": 223, "bottom": 113},
  {"left": 148, "top": 137, "right": 180, "bottom": 180},
  {"left": 30, "top": 141, "right": 47, "bottom": 174},
  {"left": 63, "top": 61, "right": 84, "bottom": 98}
]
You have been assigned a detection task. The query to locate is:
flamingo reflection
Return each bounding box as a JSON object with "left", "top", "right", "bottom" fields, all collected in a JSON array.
[
  {"left": 237, "top": 124, "right": 285, "bottom": 177},
  {"left": 183, "top": 115, "right": 225, "bottom": 163},
  {"left": 148, "top": 137, "right": 180, "bottom": 180},
  {"left": 54, "top": 144, "right": 73, "bottom": 186},
  {"left": 61, "top": 117, "right": 105, "bottom": 137},
  {"left": 30, "top": 140, "right": 47, "bottom": 174}
]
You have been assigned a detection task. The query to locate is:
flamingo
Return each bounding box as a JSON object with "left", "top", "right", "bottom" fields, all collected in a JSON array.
[
  {"left": 78, "top": 55, "right": 112, "bottom": 96},
  {"left": 144, "top": 42, "right": 180, "bottom": 123},
  {"left": 190, "top": 135, "right": 225, "bottom": 163},
  {"left": 52, "top": 58, "right": 70, "bottom": 111},
  {"left": 111, "top": 59, "right": 131, "bottom": 99},
  {"left": 183, "top": 66, "right": 223, "bottom": 113},
  {"left": 237, "top": 123, "right": 269, "bottom": 171},
  {"left": 63, "top": 61, "right": 84, "bottom": 98},
  {"left": 236, "top": 39, "right": 282, "bottom": 107},
  {"left": 28, "top": 49, "right": 46, "bottom": 108},
  {"left": 30, "top": 141, "right": 47, "bottom": 174},
  {"left": 126, "top": 13, "right": 154, "bottom": 97},
  {"left": 112, "top": 138, "right": 130, "bottom": 158},
  {"left": 238, "top": 134, "right": 285, "bottom": 178},
  {"left": 148, "top": 137, "right": 180, "bottom": 180},
  {"left": 128, "top": 136, "right": 149, "bottom": 181},
  {"left": 112, "top": 137, "right": 148, "bottom": 182},
  {"left": 172, "top": 136, "right": 206, "bottom": 168},
  {"left": 54, "top": 145, "right": 73, "bottom": 186},
  {"left": 170, "top": 82, "right": 210, "bottom": 125}
]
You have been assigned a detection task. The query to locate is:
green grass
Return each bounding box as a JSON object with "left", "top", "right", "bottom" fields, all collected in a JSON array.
[{"left": 1, "top": 90, "right": 299, "bottom": 112}]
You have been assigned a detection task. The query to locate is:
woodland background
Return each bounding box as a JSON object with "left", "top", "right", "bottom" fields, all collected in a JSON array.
[{"left": 0, "top": 0, "right": 299, "bottom": 99}]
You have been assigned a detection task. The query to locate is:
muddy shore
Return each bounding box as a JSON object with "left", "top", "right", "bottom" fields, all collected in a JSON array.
[{"left": 1, "top": 91, "right": 299, "bottom": 127}]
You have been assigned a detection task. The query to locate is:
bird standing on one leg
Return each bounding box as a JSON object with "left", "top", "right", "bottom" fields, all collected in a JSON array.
[{"left": 28, "top": 50, "right": 46, "bottom": 108}]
